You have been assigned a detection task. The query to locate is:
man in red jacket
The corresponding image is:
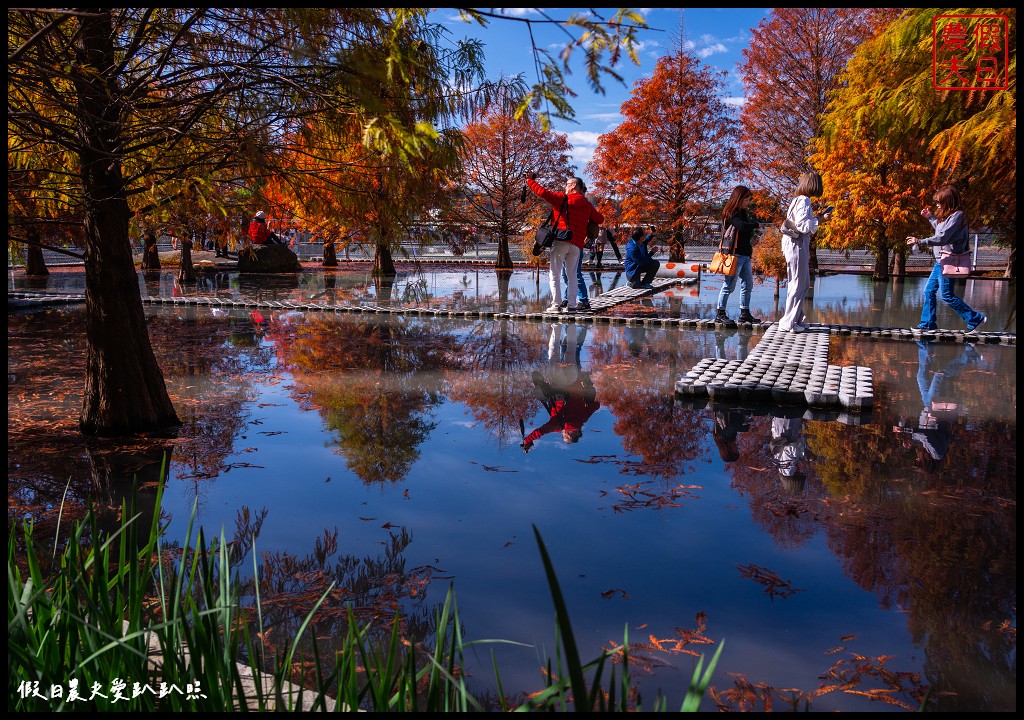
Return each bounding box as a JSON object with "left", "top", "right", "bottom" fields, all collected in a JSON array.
[
  {"left": 248, "top": 211, "right": 284, "bottom": 245},
  {"left": 525, "top": 174, "right": 603, "bottom": 314},
  {"left": 521, "top": 367, "right": 600, "bottom": 451}
]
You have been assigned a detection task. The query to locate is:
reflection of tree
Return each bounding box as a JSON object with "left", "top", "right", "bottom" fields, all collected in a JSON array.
[
  {"left": 720, "top": 413, "right": 820, "bottom": 549},
  {"left": 446, "top": 319, "right": 543, "bottom": 447},
  {"left": 8, "top": 307, "right": 269, "bottom": 546},
  {"left": 276, "top": 315, "right": 456, "bottom": 483},
  {"left": 232, "top": 525, "right": 440, "bottom": 689},
  {"left": 816, "top": 413, "right": 1016, "bottom": 712},
  {"left": 598, "top": 370, "right": 704, "bottom": 481},
  {"left": 149, "top": 311, "right": 265, "bottom": 496}
]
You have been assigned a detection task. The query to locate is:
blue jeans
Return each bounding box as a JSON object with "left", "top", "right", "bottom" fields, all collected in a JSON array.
[
  {"left": 562, "top": 249, "right": 589, "bottom": 302},
  {"left": 917, "top": 340, "right": 974, "bottom": 407},
  {"left": 716, "top": 254, "right": 753, "bottom": 312},
  {"left": 919, "top": 263, "right": 984, "bottom": 329}
]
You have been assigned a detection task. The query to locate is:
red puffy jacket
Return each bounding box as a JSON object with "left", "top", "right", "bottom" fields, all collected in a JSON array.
[
  {"left": 249, "top": 219, "right": 271, "bottom": 244},
  {"left": 526, "top": 178, "right": 603, "bottom": 251}
]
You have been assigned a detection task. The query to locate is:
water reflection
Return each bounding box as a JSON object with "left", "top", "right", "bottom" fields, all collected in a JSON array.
[
  {"left": 521, "top": 324, "right": 600, "bottom": 451},
  {"left": 9, "top": 268, "right": 1017, "bottom": 334},
  {"left": 769, "top": 415, "right": 809, "bottom": 495},
  {"left": 895, "top": 340, "right": 983, "bottom": 473},
  {"left": 6, "top": 291, "right": 1016, "bottom": 711}
]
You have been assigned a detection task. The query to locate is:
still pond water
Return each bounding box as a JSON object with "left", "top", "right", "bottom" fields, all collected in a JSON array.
[{"left": 7, "top": 266, "right": 1016, "bottom": 711}]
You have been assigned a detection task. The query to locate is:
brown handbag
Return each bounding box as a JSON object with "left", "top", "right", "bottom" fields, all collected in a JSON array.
[
  {"left": 709, "top": 251, "right": 738, "bottom": 276},
  {"left": 709, "top": 221, "right": 739, "bottom": 276}
]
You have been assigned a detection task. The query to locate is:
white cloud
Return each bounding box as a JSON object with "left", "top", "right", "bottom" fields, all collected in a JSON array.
[
  {"left": 492, "top": 8, "right": 541, "bottom": 19},
  {"left": 562, "top": 130, "right": 602, "bottom": 173},
  {"left": 585, "top": 111, "right": 624, "bottom": 124},
  {"left": 564, "top": 130, "right": 602, "bottom": 147},
  {"left": 722, "top": 96, "right": 745, "bottom": 107},
  {"left": 696, "top": 42, "right": 728, "bottom": 60}
]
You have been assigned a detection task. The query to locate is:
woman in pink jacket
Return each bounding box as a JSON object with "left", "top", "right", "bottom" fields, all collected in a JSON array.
[{"left": 526, "top": 174, "right": 603, "bottom": 314}]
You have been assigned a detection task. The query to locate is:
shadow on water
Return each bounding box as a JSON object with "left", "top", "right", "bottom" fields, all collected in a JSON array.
[{"left": 6, "top": 267, "right": 1017, "bottom": 711}]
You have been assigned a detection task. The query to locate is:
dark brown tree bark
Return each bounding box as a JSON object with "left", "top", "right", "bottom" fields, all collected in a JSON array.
[
  {"left": 74, "top": 11, "right": 179, "bottom": 436},
  {"left": 141, "top": 228, "right": 161, "bottom": 270},
  {"left": 373, "top": 242, "right": 396, "bottom": 276},
  {"left": 322, "top": 237, "right": 338, "bottom": 267},
  {"left": 24, "top": 228, "right": 49, "bottom": 276},
  {"left": 495, "top": 237, "right": 513, "bottom": 270},
  {"left": 177, "top": 237, "right": 195, "bottom": 282},
  {"left": 668, "top": 229, "right": 685, "bottom": 263},
  {"left": 375, "top": 276, "right": 395, "bottom": 303},
  {"left": 496, "top": 271, "right": 511, "bottom": 313}
]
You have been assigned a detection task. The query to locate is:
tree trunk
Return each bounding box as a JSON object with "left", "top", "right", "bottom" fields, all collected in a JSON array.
[
  {"left": 141, "top": 229, "right": 161, "bottom": 270},
  {"left": 373, "top": 242, "right": 396, "bottom": 277},
  {"left": 322, "top": 238, "right": 338, "bottom": 267},
  {"left": 808, "top": 242, "right": 819, "bottom": 275},
  {"left": 375, "top": 276, "right": 395, "bottom": 303},
  {"left": 495, "top": 234, "right": 513, "bottom": 270},
  {"left": 872, "top": 245, "right": 889, "bottom": 280},
  {"left": 668, "top": 229, "right": 684, "bottom": 262},
  {"left": 177, "top": 237, "right": 195, "bottom": 282},
  {"left": 893, "top": 244, "right": 907, "bottom": 276},
  {"left": 496, "top": 271, "right": 511, "bottom": 313},
  {"left": 75, "top": 11, "right": 180, "bottom": 436},
  {"left": 25, "top": 228, "right": 49, "bottom": 276}
]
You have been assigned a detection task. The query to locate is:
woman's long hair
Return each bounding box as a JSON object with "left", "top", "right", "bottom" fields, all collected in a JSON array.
[{"left": 722, "top": 185, "right": 752, "bottom": 222}]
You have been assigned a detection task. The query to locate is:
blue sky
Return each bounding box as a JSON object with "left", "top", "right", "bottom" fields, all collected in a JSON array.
[{"left": 430, "top": 8, "right": 772, "bottom": 180}]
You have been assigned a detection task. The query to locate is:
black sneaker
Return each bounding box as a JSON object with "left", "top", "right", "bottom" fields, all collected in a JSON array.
[
  {"left": 966, "top": 315, "right": 987, "bottom": 333},
  {"left": 738, "top": 310, "right": 758, "bottom": 324},
  {"left": 559, "top": 299, "right": 568, "bottom": 310},
  {"left": 715, "top": 309, "right": 737, "bottom": 328},
  {"left": 577, "top": 300, "right": 592, "bottom": 312}
]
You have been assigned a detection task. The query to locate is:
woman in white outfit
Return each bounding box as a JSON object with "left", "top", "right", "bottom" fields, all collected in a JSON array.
[{"left": 779, "top": 171, "right": 831, "bottom": 332}]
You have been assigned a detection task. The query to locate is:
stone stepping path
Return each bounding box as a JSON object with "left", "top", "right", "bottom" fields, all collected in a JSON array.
[
  {"left": 8, "top": 290, "right": 1015, "bottom": 347},
  {"left": 675, "top": 325, "right": 874, "bottom": 412},
  {"left": 542, "top": 277, "right": 680, "bottom": 315}
]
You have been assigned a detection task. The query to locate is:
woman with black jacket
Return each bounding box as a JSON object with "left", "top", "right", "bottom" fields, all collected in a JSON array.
[{"left": 714, "top": 185, "right": 762, "bottom": 327}]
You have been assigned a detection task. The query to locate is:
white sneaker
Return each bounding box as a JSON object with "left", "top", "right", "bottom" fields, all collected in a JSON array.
[{"left": 545, "top": 304, "right": 562, "bottom": 313}]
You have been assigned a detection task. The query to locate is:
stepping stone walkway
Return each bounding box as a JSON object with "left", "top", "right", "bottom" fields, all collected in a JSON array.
[
  {"left": 542, "top": 277, "right": 680, "bottom": 315},
  {"left": 8, "top": 290, "right": 1015, "bottom": 346},
  {"left": 675, "top": 324, "right": 874, "bottom": 412}
]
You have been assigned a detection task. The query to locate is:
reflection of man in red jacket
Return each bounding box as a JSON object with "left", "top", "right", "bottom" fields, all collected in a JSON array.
[{"left": 521, "top": 369, "right": 600, "bottom": 451}]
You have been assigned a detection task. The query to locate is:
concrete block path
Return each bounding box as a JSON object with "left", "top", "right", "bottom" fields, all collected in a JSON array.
[{"left": 675, "top": 324, "right": 874, "bottom": 412}]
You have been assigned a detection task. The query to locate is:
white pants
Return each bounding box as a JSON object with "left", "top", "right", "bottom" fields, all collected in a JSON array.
[
  {"left": 779, "top": 234, "right": 810, "bottom": 331},
  {"left": 548, "top": 324, "right": 579, "bottom": 385},
  {"left": 549, "top": 242, "right": 581, "bottom": 309}
]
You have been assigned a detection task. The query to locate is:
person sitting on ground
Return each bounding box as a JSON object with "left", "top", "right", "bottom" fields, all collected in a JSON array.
[
  {"left": 624, "top": 226, "right": 659, "bottom": 289},
  {"left": 248, "top": 211, "right": 285, "bottom": 246}
]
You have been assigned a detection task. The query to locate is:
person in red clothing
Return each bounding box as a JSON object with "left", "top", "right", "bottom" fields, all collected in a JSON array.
[
  {"left": 521, "top": 368, "right": 600, "bottom": 450},
  {"left": 521, "top": 323, "right": 600, "bottom": 451},
  {"left": 525, "top": 174, "right": 603, "bottom": 314},
  {"left": 248, "top": 211, "right": 284, "bottom": 245}
]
